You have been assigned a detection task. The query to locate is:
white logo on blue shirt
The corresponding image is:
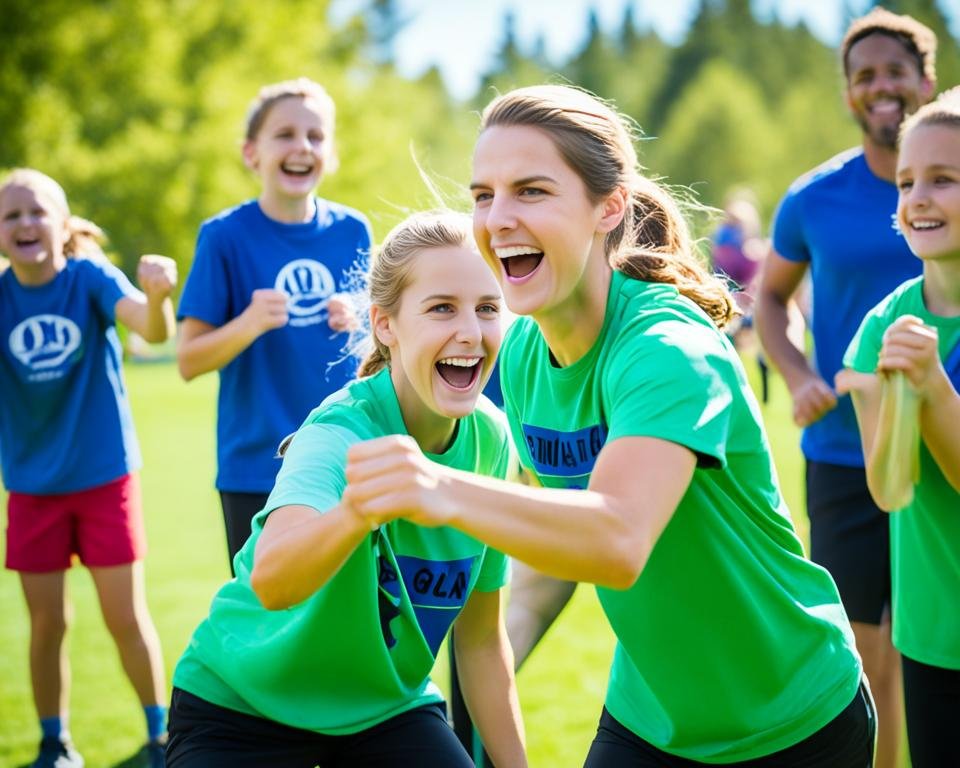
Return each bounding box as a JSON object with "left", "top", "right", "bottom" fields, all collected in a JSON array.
[
  {"left": 274, "top": 259, "right": 336, "bottom": 327},
  {"left": 9, "top": 314, "right": 82, "bottom": 377}
]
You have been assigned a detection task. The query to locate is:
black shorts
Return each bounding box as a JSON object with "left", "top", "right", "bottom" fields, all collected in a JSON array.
[
  {"left": 166, "top": 688, "right": 473, "bottom": 768},
  {"left": 218, "top": 491, "right": 269, "bottom": 575},
  {"left": 806, "top": 461, "right": 890, "bottom": 625},
  {"left": 901, "top": 655, "right": 960, "bottom": 767},
  {"left": 584, "top": 681, "right": 875, "bottom": 767}
]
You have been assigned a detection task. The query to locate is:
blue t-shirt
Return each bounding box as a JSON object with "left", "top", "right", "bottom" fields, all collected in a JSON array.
[
  {"left": 0, "top": 259, "right": 143, "bottom": 494},
  {"left": 178, "top": 198, "right": 372, "bottom": 493},
  {"left": 772, "top": 148, "right": 921, "bottom": 466}
]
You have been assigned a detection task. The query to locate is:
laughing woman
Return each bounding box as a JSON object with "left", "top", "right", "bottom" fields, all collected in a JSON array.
[
  {"left": 166, "top": 212, "right": 526, "bottom": 768},
  {"left": 342, "top": 86, "right": 873, "bottom": 766}
]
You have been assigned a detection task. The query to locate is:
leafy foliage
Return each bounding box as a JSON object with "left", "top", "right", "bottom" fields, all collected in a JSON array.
[{"left": 2, "top": 0, "right": 958, "bottom": 273}]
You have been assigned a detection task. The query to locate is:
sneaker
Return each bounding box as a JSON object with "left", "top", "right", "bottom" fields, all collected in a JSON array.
[
  {"left": 140, "top": 737, "right": 167, "bottom": 768},
  {"left": 30, "top": 736, "right": 84, "bottom": 768}
]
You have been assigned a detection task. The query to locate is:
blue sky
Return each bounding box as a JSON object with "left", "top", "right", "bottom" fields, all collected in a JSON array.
[{"left": 332, "top": 0, "right": 958, "bottom": 99}]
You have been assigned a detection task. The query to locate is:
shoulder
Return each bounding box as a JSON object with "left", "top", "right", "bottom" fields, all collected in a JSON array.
[
  {"left": 470, "top": 395, "right": 510, "bottom": 440},
  {"left": 318, "top": 199, "right": 371, "bottom": 235},
  {"left": 198, "top": 200, "right": 259, "bottom": 236},
  {"left": 785, "top": 147, "right": 864, "bottom": 198},
  {"left": 864, "top": 276, "right": 923, "bottom": 325},
  {"left": 302, "top": 375, "right": 385, "bottom": 440}
]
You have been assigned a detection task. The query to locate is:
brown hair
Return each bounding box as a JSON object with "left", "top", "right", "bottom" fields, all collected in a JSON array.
[
  {"left": 357, "top": 211, "right": 476, "bottom": 376},
  {"left": 479, "top": 85, "right": 736, "bottom": 327},
  {"left": 0, "top": 168, "right": 106, "bottom": 259},
  {"left": 900, "top": 85, "right": 960, "bottom": 142},
  {"left": 244, "top": 77, "right": 339, "bottom": 173},
  {"left": 841, "top": 7, "right": 937, "bottom": 83}
]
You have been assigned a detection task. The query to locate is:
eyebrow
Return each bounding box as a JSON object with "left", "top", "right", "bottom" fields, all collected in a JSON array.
[
  {"left": 420, "top": 294, "right": 502, "bottom": 303},
  {"left": 469, "top": 175, "right": 557, "bottom": 190}
]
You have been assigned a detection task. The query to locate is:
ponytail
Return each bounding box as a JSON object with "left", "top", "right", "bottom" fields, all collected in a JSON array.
[{"left": 614, "top": 183, "right": 737, "bottom": 328}]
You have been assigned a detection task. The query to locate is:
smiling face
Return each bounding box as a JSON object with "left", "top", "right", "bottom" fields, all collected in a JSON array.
[
  {"left": 471, "top": 125, "right": 621, "bottom": 321},
  {"left": 896, "top": 122, "right": 960, "bottom": 263},
  {"left": 845, "top": 33, "right": 933, "bottom": 150},
  {"left": 0, "top": 183, "right": 68, "bottom": 286},
  {"left": 374, "top": 244, "right": 502, "bottom": 452},
  {"left": 243, "top": 95, "right": 332, "bottom": 220}
]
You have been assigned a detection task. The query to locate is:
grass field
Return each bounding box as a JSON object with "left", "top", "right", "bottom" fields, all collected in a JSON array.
[{"left": 0, "top": 354, "right": 882, "bottom": 767}]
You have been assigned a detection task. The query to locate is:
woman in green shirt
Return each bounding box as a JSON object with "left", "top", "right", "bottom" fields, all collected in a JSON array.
[
  {"left": 343, "top": 86, "right": 872, "bottom": 766},
  {"left": 166, "top": 212, "right": 526, "bottom": 767}
]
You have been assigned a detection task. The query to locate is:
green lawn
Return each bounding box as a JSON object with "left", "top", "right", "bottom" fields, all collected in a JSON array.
[{"left": 0, "top": 356, "right": 860, "bottom": 767}]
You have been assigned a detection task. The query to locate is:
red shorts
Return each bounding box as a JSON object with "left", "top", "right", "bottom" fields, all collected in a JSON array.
[{"left": 5, "top": 474, "right": 146, "bottom": 573}]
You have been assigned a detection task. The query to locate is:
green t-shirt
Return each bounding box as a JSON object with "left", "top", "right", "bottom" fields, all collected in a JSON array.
[
  {"left": 173, "top": 368, "right": 513, "bottom": 733},
  {"left": 500, "top": 269, "right": 861, "bottom": 763},
  {"left": 844, "top": 276, "right": 960, "bottom": 669}
]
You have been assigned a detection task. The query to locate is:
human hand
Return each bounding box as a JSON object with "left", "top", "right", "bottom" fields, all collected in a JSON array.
[
  {"left": 788, "top": 374, "right": 837, "bottom": 427},
  {"left": 137, "top": 254, "right": 177, "bottom": 299},
  {"left": 243, "top": 288, "right": 289, "bottom": 335},
  {"left": 343, "top": 435, "right": 453, "bottom": 529},
  {"left": 326, "top": 293, "right": 359, "bottom": 333},
  {"left": 877, "top": 315, "right": 945, "bottom": 399}
]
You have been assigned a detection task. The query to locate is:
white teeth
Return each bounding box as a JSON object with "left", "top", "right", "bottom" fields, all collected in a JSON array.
[
  {"left": 437, "top": 357, "right": 479, "bottom": 367},
  {"left": 911, "top": 220, "right": 942, "bottom": 229},
  {"left": 495, "top": 245, "right": 542, "bottom": 259},
  {"left": 283, "top": 163, "right": 313, "bottom": 172}
]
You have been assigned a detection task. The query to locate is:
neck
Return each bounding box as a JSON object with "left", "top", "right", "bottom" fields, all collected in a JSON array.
[
  {"left": 861, "top": 136, "right": 898, "bottom": 182},
  {"left": 391, "top": 367, "right": 458, "bottom": 454},
  {"left": 10, "top": 254, "right": 65, "bottom": 287},
  {"left": 922, "top": 261, "right": 960, "bottom": 317},
  {"left": 258, "top": 194, "right": 314, "bottom": 224},
  {"left": 535, "top": 256, "right": 612, "bottom": 367}
]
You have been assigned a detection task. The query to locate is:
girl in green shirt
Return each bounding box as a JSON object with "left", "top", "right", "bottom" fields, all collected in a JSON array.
[
  {"left": 839, "top": 87, "right": 960, "bottom": 768},
  {"left": 167, "top": 212, "right": 526, "bottom": 767},
  {"left": 343, "top": 86, "right": 872, "bottom": 765}
]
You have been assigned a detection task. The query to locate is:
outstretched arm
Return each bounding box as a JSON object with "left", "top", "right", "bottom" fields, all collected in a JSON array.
[
  {"left": 176, "top": 288, "right": 289, "bottom": 380},
  {"left": 115, "top": 254, "right": 177, "bottom": 343},
  {"left": 454, "top": 588, "right": 526, "bottom": 767},
  {"left": 343, "top": 434, "right": 696, "bottom": 590}
]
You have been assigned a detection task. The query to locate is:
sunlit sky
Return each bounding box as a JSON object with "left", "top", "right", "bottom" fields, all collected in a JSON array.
[{"left": 332, "top": 0, "right": 959, "bottom": 99}]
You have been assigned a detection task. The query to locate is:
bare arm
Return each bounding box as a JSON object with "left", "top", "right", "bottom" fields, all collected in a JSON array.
[
  {"left": 176, "top": 288, "right": 288, "bottom": 380},
  {"left": 453, "top": 588, "right": 526, "bottom": 767},
  {"left": 250, "top": 502, "right": 371, "bottom": 610},
  {"left": 836, "top": 370, "right": 900, "bottom": 510},
  {"left": 343, "top": 435, "right": 697, "bottom": 590},
  {"left": 114, "top": 254, "right": 177, "bottom": 343},
  {"left": 755, "top": 250, "right": 837, "bottom": 426}
]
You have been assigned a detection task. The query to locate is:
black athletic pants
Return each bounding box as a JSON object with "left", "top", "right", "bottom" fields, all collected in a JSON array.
[{"left": 902, "top": 654, "right": 960, "bottom": 767}]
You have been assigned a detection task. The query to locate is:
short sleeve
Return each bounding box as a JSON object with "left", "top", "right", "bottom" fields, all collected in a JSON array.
[
  {"left": 90, "top": 260, "right": 142, "bottom": 321},
  {"left": 604, "top": 319, "right": 732, "bottom": 468},
  {"left": 473, "top": 547, "right": 510, "bottom": 593},
  {"left": 254, "top": 421, "right": 361, "bottom": 532},
  {"left": 178, "top": 222, "right": 231, "bottom": 326},
  {"left": 844, "top": 305, "right": 886, "bottom": 374},
  {"left": 771, "top": 188, "right": 810, "bottom": 264}
]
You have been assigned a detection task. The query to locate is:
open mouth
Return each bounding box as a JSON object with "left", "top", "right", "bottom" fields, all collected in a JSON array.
[
  {"left": 281, "top": 162, "right": 315, "bottom": 177},
  {"left": 435, "top": 357, "right": 482, "bottom": 390},
  {"left": 15, "top": 237, "right": 40, "bottom": 248},
  {"left": 496, "top": 246, "right": 544, "bottom": 280},
  {"left": 911, "top": 220, "right": 943, "bottom": 232}
]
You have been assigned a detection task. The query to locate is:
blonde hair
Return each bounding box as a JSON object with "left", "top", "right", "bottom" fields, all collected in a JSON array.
[
  {"left": 244, "top": 77, "right": 339, "bottom": 174},
  {"left": 479, "top": 85, "right": 736, "bottom": 327},
  {"left": 0, "top": 168, "right": 106, "bottom": 259},
  {"left": 900, "top": 85, "right": 960, "bottom": 142},
  {"left": 357, "top": 211, "right": 476, "bottom": 377},
  {"left": 841, "top": 7, "right": 937, "bottom": 83}
]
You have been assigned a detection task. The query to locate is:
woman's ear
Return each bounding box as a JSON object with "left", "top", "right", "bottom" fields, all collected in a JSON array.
[
  {"left": 597, "top": 186, "right": 628, "bottom": 234},
  {"left": 370, "top": 305, "right": 395, "bottom": 348}
]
